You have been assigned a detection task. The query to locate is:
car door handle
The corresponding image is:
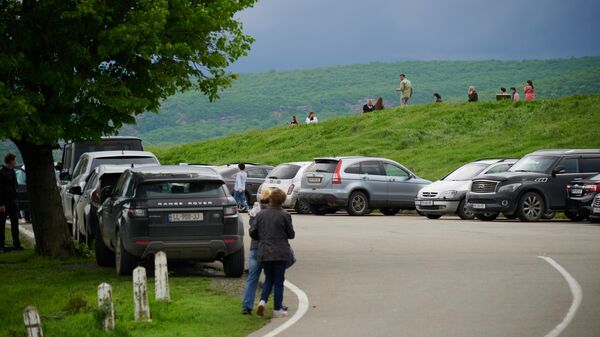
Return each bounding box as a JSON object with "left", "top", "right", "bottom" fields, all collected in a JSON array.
[{"left": 389, "top": 178, "right": 396, "bottom": 182}]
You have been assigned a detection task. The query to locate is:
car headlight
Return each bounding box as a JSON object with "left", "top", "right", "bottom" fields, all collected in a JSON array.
[
  {"left": 498, "top": 183, "right": 522, "bottom": 193},
  {"left": 441, "top": 190, "right": 458, "bottom": 198}
]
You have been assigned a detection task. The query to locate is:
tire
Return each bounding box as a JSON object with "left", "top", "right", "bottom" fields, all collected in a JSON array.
[
  {"left": 346, "top": 191, "right": 369, "bottom": 216},
  {"left": 590, "top": 217, "right": 600, "bottom": 224},
  {"left": 294, "top": 200, "right": 312, "bottom": 214},
  {"left": 426, "top": 214, "right": 442, "bottom": 219},
  {"left": 380, "top": 208, "right": 400, "bottom": 216},
  {"left": 456, "top": 199, "right": 475, "bottom": 220},
  {"left": 115, "top": 230, "right": 138, "bottom": 276},
  {"left": 94, "top": 224, "right": 115, "bottom": 267},
  {"left": 564, "top": 210, "right": 583, "bottom": 221},
  {"left": 517, "top": 192, "right": 545, "bottom": 222},
  {"left": 475, "top": 212, "right": 499, "bottom": 221},
  {"left": 223, "top": 249, "right": 245, "bottom": 278},
  {"left": 542, "top": 211, "right": 556, "bottom": 220}
]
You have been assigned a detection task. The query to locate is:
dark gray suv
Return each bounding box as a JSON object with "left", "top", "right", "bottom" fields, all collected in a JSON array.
[
  {"left": 298, "top": 157, "right": 430, "bottom": 216},
  {"left": 96, "top": 166, "right": 244, "bottom": 276}
]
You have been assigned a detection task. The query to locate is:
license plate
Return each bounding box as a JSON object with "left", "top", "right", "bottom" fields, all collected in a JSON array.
[
  {"left": 593, "top": 207, "right": 600, "bottom": 214},
  {"left": 169, "top": 212, "right": 203, "bottom": 222},
  {"left": 571, "top": 189, "right": 583, "bottom": 195},
  {"left": 308, "top": 177, "right": 322, "bottom": 183},
  {"left": 421, "top": 200, "right": 434, "bottom": 206},
  {"left": 473, "top": 203, "right": 486, "bottom": 209}
]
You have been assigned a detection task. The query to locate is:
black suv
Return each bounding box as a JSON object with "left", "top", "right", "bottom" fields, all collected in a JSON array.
[
  {"left": 95, "top": 166, "right": 245, "bottom": 276},
  {"left": 467, "top": 150, "right": 600, "bottom": 222},
  {"left": 566, "top": 173, "right": 600, "bottom": 221}
]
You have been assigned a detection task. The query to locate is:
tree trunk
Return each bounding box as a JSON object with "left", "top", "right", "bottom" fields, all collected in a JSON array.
[{"left": 13, "top": 139, "right": 74, "bottom": 257}]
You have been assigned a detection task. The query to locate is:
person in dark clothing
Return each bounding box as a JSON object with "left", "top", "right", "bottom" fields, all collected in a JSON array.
[
  {"left": 290, "top": 116, "right": 299, "bottom": 126},
  {"left": 362, "top": 99, "right": 374, "bottom": 113},
  {"left": 0, "top": 153, "right": 22, "bottom": 252},
  {"left": 374, "top": 97, "right": 384, "bottom": 110},
  {"left": 433, "top": 93, "right": 442, "bottom": 103},
  {"left": 468, "top": 86, "right": 479, "bottom": 102},
  {"left": 250, "top": 188, "right": 295, "bottom": 318}
]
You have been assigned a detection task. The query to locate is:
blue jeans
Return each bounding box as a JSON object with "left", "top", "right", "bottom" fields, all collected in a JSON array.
[
  {"left": 242, "top": 249, "right": 262, "bottom": 310},
  {"left": 261, "top": 260, "right": 287, "bottom": 311},
  {"left": 233, "top": 191, "right": 249, "bottom": 210}
]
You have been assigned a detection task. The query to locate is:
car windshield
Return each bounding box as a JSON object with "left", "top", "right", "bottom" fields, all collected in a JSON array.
[
  {"left": 509, "top": 156, "right": 557, "bottom": 173},
  {"left": 91, "top": 157, "right": 158, "bottom": 171},
  {"left": 137, "top": 181, "right": 225, "bottom": 199},
  {"left": 268, "top": 164, "right": 301, "bottom": 180},
  {"left": 443, "top": 163, "right": 488, "bottom": 181}
]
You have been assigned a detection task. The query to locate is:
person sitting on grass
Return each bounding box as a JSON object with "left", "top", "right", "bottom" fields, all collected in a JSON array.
[
  {"left": 374, "top": 97, "right": 384, "bottom": 110},
  {"left": 290, "top": 116, "right": 299, "bottom": 126},
  {"left": 468, "top": 86, "right": 478, "bottom": 102},
  {"left": 305, "top": 111, "right": 318, "bottom": 124},
  {"left": 433, "top": 93, "right": 442, "bottom": 103},
  {"left": 511, "top": 87, "right": 520, "bottom": 101},
  {"left": 363, "top": 99, "right": 374, "bottom": 113}
]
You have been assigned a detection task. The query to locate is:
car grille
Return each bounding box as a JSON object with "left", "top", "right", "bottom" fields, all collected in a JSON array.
[
  {"left": 467, "top": 198, "right": 492, "bottom": 204},
  {"left": 421, "top": 191, "right": 438, "bottom": 198},
  {"left": 594, "top": 195, "right": 600, "bottom": 207},
  {"left": 471, "top": 181, "right": 498, "bottom": 193}
]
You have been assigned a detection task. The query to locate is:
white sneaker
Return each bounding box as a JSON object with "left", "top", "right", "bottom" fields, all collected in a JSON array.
[
  {"left": 257, "top": 300, "right": 266, "bottom": 317},
  {"left": 273, "top": 309, "right": 289, "bottom": 318}
]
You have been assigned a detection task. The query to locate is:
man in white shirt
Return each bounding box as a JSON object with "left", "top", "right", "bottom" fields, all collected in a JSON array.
[{"left": 234, "top": 163, "right": 249, "bottom": 212}]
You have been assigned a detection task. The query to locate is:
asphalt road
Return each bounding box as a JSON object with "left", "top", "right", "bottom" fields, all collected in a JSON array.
[{"left": 247, "top": 214, "right": 600, "bottom": 337}]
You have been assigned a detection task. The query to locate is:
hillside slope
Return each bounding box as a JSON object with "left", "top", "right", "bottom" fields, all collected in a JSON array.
[
  {"left": 153, "top": 94, "right": 600, "bottom": 181},
  {"left": 130, "top": 57, "right": 600, "bottom": 146}
]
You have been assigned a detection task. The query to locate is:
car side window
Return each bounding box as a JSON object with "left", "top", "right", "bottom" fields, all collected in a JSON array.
[
  {"left": 72, "top": 157, "right": 88, "bottom": 179},
  {"left": 580, "top": 157, "right": 600, "bottom": 173},
  {"left": 112, "top": 172, "right": 128, "bottom": 197},
  {"left": 247, "top": 168, "right": 268, "bottom": 179},
  {"left": 558, "top": 158, "right": 579, "bottom": 173},
  {"left": 344, "top": 163, "right": 361, "bottom": 174},
  {"left": 360, "top": 161, "right": 385, "bottom": 176},
  {"left": 485, "top": 164, "right": 511, "bottom": 174},
  {"left": 84, "top": 172, "right": 98, "bottom": 192},
  {"left": 125, "top": 177, "right": 136, "bottom": 197},
  {"left": 383, "top": 163, "right": 409, "bottom": 179}
]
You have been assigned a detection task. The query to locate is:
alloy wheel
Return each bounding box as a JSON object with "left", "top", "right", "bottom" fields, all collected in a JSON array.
[
  {"left": 351, "top": 195, "right": 366, "bottom": 212},
  {"left": 523, "top": 195, "right": 542, "bottom": 218}
]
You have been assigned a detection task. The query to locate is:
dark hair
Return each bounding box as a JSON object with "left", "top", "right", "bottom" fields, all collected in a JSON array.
[
  {"left": 433, "top": 93, "right": 441, "bottom": 99},
  {"left": 269, "top": 188, "right": 287, "bottom": 207},
  {"left": 238, "top": 163, "right": 245, "bottom": 170},
  {"left": 400, "top": 73, "right": 406, "bottom": 77},
  {"left": 510, "top": 87, "right": 516, "bottom": 92},
  {"left": 374, "top": 97, "right": 384, "bottom": 110},
  {"left": 527, "top": 80, "right": 534, "bottom": 89},
  {"left": 4, "top": 153, "right": 16, "bottom": 164},
  {"left": 500, "top": 87, "right": 506, "bottom": 93}
]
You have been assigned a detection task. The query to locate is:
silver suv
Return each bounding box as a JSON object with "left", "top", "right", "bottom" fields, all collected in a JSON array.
[
  {"left": 415, "top": 159, "right": 517, "bottom": 220},
  {"left": 298, "top": 157, "right": 430, "bottom": 216}
]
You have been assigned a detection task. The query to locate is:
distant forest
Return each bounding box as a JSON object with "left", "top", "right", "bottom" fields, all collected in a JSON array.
[{"left": 2, "top": 57, "right": 600, "bottom": 156}]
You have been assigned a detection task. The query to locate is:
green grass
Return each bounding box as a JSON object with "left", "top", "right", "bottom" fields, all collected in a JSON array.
[
  {"left": 0, "top": 230, "right": 265, "bottom": 337},
  {"left": 153, "top": 94, "right": 600, "bottom": 181}
]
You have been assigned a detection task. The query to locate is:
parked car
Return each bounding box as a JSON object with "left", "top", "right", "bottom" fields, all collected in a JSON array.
[
  {"left": 15, "top": 166, "right": 30, "bottom": 222},
  {"left": 298, "top": 157, "right": 430, "bottom": 216},
  {"left": 466, "top": 149, "right": 600, "bottom": 222},
  {"left": 96, "top": 166, "right": 245, "bottom": 276},
  {"left": 70, "top": 165, "right": 138, "bottom": 243},
  {"left": 565, "top": 173, "right": 600, "bottom": 221},
  {"left": 214, "top": 163, "right": 274, "bottom": 206},
  {"left": 589, "top": 194, "right": 600, "bottom": 223},
  {"left": 257, "top": 162, "right": 312, "bottom": 213},
  {"left": 57, "top": 136, "right": 143, "bottom": 182},
  {"left": 415, "top": 158, "right": 517, "bottom": 220},
  {"left": 62, "top": 151, "right": 159, "bottom": 225}
]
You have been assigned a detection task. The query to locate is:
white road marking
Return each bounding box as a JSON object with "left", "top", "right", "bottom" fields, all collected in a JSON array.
[
  {"left": 262, "top": 280, "right": 310, "bottom": 337},
  {"left": 537, "top": 256, "right": 583, "bottom": 337}
]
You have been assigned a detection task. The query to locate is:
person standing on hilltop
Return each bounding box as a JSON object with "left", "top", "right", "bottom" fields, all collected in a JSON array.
[
  {"left": 396, "top": 74, "right": 413, "bottom": 107},
  {"left": 524, "top": 80, "right": 536, "bottom": 101},
  {"left": 468, "top": 86, "right": 479, "bottom": 102},
  {"left": 305, "top": 111, "right": 318, "bottom": 124}
]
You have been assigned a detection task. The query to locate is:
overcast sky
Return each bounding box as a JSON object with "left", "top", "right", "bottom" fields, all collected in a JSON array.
[{"left": 230, "top": 0, "right": 600, "bottom": 72}]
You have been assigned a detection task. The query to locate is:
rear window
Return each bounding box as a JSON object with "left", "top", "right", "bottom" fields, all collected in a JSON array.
[
  {"left": 306, "top": 160, "right": 339, "bottom": 173},
  {"left": 136, "top": 181, "right": 225, "bottom": 199},
  {"left": 73, "top": 139, "right": 143, "bottom": 162},
  {"left": 444, "top": 163, "right": 488, "bottom": 181},
  {"left": 91, "top": 157, "right": 158, "bottom": 170},
  {"left": 269, "top": 164, "right": 301, "bottom": 180}
]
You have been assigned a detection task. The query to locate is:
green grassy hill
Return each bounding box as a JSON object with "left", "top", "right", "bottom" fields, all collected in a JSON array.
[
  {"left": 130, "top": 57, "right": 600, "bottom": 146},
  {"left": 153, "top": 94, "right": 600, "bottom": 181}
]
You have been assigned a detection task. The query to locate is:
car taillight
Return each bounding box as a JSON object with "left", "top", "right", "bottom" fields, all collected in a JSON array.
[
  {"left": 332, "top": 160, "right": 343, "bottom": 185},
  {"left": 127, "top": 208, "right": 147, "bottom": 217},
  {"left": 224, "top": 206, "right": 238, "bottom": 216},
  {"left": 287, "top": 184, "right": 295, "bottom": 195},
  {"left": 584, "top": 184, "right": 600, "bottom": 193}
]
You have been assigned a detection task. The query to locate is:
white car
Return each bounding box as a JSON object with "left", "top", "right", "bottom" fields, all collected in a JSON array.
[
  {"left": 415, "top": 159, "right": 518, "bottom": 220},
  {"left": 62, "top": 151, "right": 160, "bottom": 226},
  {"left": 258, "top": 162, "right": 312, "bottom": 213}
]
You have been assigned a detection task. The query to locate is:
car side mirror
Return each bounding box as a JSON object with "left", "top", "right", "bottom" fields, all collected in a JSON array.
[
  {"left": 100, "top": 186, "right": 112, "bottom": 202},
  {"left": 69, "top": 186, "right": 82, "bottom": 195},
  {"left": 552, "top": 167, "right": 566, "bottom": 177},
  {"left": 54, "top": 162, "right": 63, "bottom": 171}
]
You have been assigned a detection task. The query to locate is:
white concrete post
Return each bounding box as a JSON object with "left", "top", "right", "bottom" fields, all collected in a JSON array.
[
  {"left": 133, "top": 266, "right": 151, "bottom": 321},
  {"left": 23, "top": 306, "right": 43, "bottom": 337},
  {"left": 154, "top": 251, "right": 171, "bottom": 302},
  {"left": 97, "top": 283, "right": 115, "bottom": 331}
]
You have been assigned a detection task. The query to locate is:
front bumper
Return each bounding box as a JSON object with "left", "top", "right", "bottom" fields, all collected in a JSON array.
[
  {"left": 415, "top": 199, "right": 460, "bottom": 214},
  {"left": 466, "top": 191, "right": 518, "bottom": 214},
  {"left": 298, "top": 190, "right": 347, "bottom": 208},
  {"left": 124, "top": 236, "right": 244, "bottom": 261}
]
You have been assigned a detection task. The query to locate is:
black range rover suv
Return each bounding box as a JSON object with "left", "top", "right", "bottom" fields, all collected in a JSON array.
[
  {"left": 95, "top": 166, "right": 245, "bottom": 276},
  {"left": 466, "top": 150, "right": 600, "bottom": 222}
]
